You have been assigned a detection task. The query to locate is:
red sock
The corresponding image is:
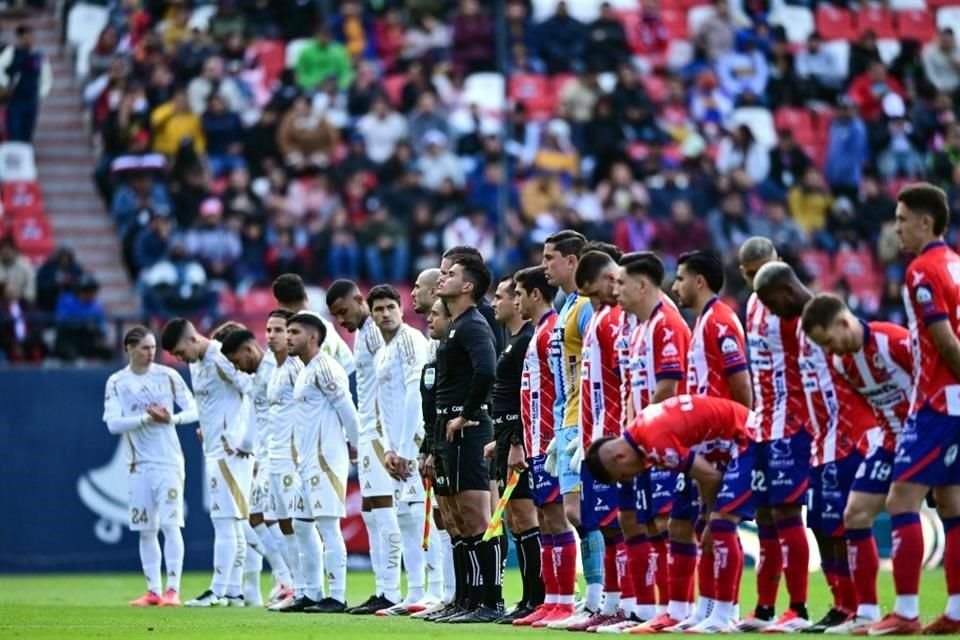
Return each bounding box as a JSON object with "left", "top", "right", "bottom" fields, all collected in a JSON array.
[
  {"left": 709, "top": 520, "right": 743, "bottom": 603},
  {"left": 834, "top": 554, "right": 858, "bottom": 613},
  {"left": 554, "top": 530, "right": 578, "bottom": 597},
  {"left": 542, "top": 534, "right": 558, "bottom": 599},
  {"left": 890, "top": 513, "right": 923, "bottom": 596},
  {"left": 757, "top": 524, "right": 782, "bottom": 608},
  {"left": 943, "top": 516, "right": 960, "bottom": 596},
  {"left": 651, "top": 532, "right": 670, "bottom": 606},
  {"left": 733, "top": 535, "right": 744, "bottom": 605},
  {"left": 617, "top": 539, "right": 636, "bottom": 600},
  {"left": 604, "top": 537, "right": 621, "bottom": 593},
  {"left": 698, "top": 548, "right": 716, "bottom": 600},
  {"left": 628, "top": 534, "right": 656, "bottom": 606},
  {"left": 844, "top": 528, "right": 878, "bottom": 606},
  {"left": 822, "top": 560, "right": 840, "bottom": 609},
  {"left": 777, "top": 516, "right": 809, "bottom": 605},
  {"left": 670, "top": 541, "right": 697, "bottom": 605}
]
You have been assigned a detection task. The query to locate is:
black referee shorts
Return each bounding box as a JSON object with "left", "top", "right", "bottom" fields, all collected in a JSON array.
[
  {"left": 494, "top": 413, "right": 533, "bottom": 501},
  {"left": 437, "top": 406, "right": 493, "bottom": 494},
  {"left": 432, "top": 442, "right": 453, "bottom": 497}
]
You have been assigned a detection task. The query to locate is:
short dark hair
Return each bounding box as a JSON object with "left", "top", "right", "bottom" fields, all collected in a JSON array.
[
  {"left": 897, "top": 182, "right": 950, "bottom": 236},
  {"left": 581, "top": 240, "right": 623, "bottom": 263},
  {"left": 123, "top": 325, "right": 152, "bottom": 349},
  {"left": 367, "top": 284, "right": 402, "bottom": 308},
  {"left": 454, "top": 255, "right": 492, "bottom": 302},
  {"left": 677, "top": 250, "right": 724, "bottom": 293},
  {"left": 160, "top": 318, "right": 190, "bottom": 352},
  {"left": 575, "top": 250, "right": 617, "bottom": 289},
  {"left": 268, "top": 308, "right": 294, "bottom": 321},
  {"left": 286, "top": 312, "right": 328, "bottom": 344},
  {"left": 272, "top": 273, "right": 307, "bottom": 306},
  {"left": 325, "top": 279, "right": 359, "bottom": 308},
  {"left": 620, "top": 252, "right": 665, "bottom": 286},
  {"left": 585, "top": 436, "right": 617, "bottom": 484},
  {"left": 220, "top": 329, "right": 257, "bottom": 356},
  {"left": 513, "top": 266, "right": 558, "bottom": 303},
  {"left": 800, "top": 293, "right": 848, "bottom": 336},
  {"left": 545, "top": 229, "right": 587, "bottom": 257},
  {"left": 442, "top": 245, "right": 482, "bottom": 260},
  {"left": 15, "top": 24, "right": 31, "bottom": 37},
  {"left": 498, "top": 275, "right": 517, "bottom": 295},
  {"left": 210, "top": 321, "right": 247, "bottom": 342}
]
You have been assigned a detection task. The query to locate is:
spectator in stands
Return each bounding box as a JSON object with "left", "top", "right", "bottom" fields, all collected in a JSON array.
[
  {"left": 716, "top": 124, "right": 769, "bottom": 185},
  {"left": 533, "top": 119, "right": 579, "bottom": 182},
  {"left": 634, "top": 0, "right": 669, "bottom": 63},
  {"left": 537, "top": 0, "right": 586, "bottom": 74},
  {"left": 209, "top": 1, "right": 246, "bottom": 47},
  {"left": 356, "top": 95, "right": 408, "bottom": 164},
  {"left": 35, "top": 247, "right": 84, "bottom": 313},
  {"left": 444, "top": 206, "right": 496, "bottom": 258},
  {"left": 361, "top": 201, "right": 409, "bottom": 282},
  {"left": 0, "top": 278, "right": 43, "bottom": 363},
  {"left": 824, "top": 96, "right": 868, "bottom": 199},
  {"left": 647, "top": 158, "right": 699, "bottom": 217},
  {"left": 264, "top": 228, "right": 307, "bottom": 280},
  {"left": 613, "top": 201, "right": 657, "bottom": 252},
  {"left": 276, "top": 95, "right": 339, "bottom": 170},
  {"left": 221, "top": 167, "right": 263, "bottom": 219},
  {"left": 0, "top": 237, "right": 36, "bottom": 305},
  {"left": 560, "top": 70, "right": 600, "bottom": 126},
  {"left": 345, "top": 60, "right": 382, "bottom": 120},
  {"left": 286, "top": 167, "right": 340, "bottom": 220},
  {"left": 417, "top": 130, "right": 464, "bottom": 190},
  {"left": 763, "top": 197, "right": 806, "bottom": 254},
  {"left": 891, "top": 39, "right": 934, "bottom": 101},
  {"left": 184, "top": 197, "right": 242, "bottom": 284},
  {"left": 110, "top": 169, "right": 173, "bottom": 238},
  {"left": 848, "top": 29, "right": 882, "bottom": 85},
  {"left": 521, "top": 170, "right": 565, "bottom": 223},
  {"left": 858, "top": 174, "right": 897, "bottom": 241},
  {"left": 611, "top": 63, "right": 663, "bottom": 143},
  {"left": 689, "top": 69, "right": 733, "bottom": 136},
  {"left": 403, "top": 13, "right": 451, "bottom": 65},
  {"left": 707, "top": 191, "right": 761, "bottom": 259},
  {"left": 876, "top": 95, "right": 926, "bottom": 179},
  {"left": 767, "top": 129, "right": 811, "bottom": 193},
  {"left": 202, "top": 93, "right": 245, "bottom": 177},
  {"left": 656, "top": 199, "right": 709, "bottom": 263},
  {"left": 237, "top": 217, "right": 268, "bottom": 286},
  {"left": 825, "top": 196, "right": 863, "bottom": 250},
  {"left": 162, "top": 4, "right": 192, "bottom": 56},
  {"left": 0, "top": 24, "right": 52, "bottom": 142},
  {"left": 795, "top": 32, "right": 845, "bottom": 104},
  {"left": 505, "top": 0, "right": 542, "bottom": 73},
  {"left": 850, "top": 60, "right": 906, "bottom": 124},
  {"left": 187, "top": 55, "right": 245, "bottom": 115},
  {"left": 585, "top": 2, "right": 629, "bottom": 72},
  {"left": 717, "top": 31, "right": 768, "bottom": 106},
  {"left": 133, "top": 212, "right": 174, "bottom": 273},
  {"left": 408, "top": 92, "right": 449, "bottom": 155},
  {"left": 451, "top": 0, "right": 494, "bottom": 75},
  {"left": 140, "top": 237, "right": 217, "bottom": 320},
  {"left": 923, "top": 29, "right": 960, "bottom": 95},
  {"left": 788, "top": 166, "right": 833, "bottom": 239},
  {"left": 53, "top": 275, "right": 111, "bottom": 361},
  {"left": 597, "top": 161, "right": 648, "bottom": 219},
  {"left": 696, "top": 0, "right": 746, "bottom": 62},
  {"left": 320, "top": 209, "right": 361, "bottom": 280},
  {"left": 467, "top": 160, "right": 518, "bottom": 224},
  {"left": 150, "top": 88, "right": 205, "bottom": 158},
  {"left": 329, "top": 0, "right": 376, "bottom": 61},
  {"left": 930, "top": 122, "right": 960, "bottom": 188},
  {"left": 295, "top": 26, "right": 353, "bottom": 92},
  {"left": 88, "top": 25, "right": 120, "bottom": 83},
  {"left": 766, "top": 31, "right": 801, "bottom": 108},
  {"left": 400, "top": 60, "right": 437, "bottom": 114}
]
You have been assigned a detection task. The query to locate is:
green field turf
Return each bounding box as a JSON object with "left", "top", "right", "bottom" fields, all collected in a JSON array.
[{"left": 0, "top": 569, "right": 949, "bottom": 639}]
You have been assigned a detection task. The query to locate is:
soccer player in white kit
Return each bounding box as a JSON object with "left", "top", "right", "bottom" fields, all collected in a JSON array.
[
  {"left": 287, "top": 311, "right": 361, "bottom": 612},
  {"left": 369, "top": 284, "right": 432, "bottom": 616},
  {"left": 160, "top": 318, "right": 256, "bottom": 608},
  {"left": 103, "top": 326, "right": 197, "bottom": 607}
]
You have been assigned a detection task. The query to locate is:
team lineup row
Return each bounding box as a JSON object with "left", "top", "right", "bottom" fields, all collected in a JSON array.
[{"left": 103, "top": 181, "right": 960, "bottom": 635}]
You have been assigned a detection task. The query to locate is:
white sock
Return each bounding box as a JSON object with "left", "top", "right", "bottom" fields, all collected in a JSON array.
[
  {"left": 637, "top": 603, "right": 658, "bottom": 621},
  {"left": 711, "top": 600, "right": 736, "bottom": 622},
  {"left": 945, "top": 594, "right": 960, "bottom": 621},
  {"left": 398, "top": 504, "right": 426, "bottom": 603},
  {"left": 211, "top": 519, "right": 238, "bottom": 597},
  {"left": 316, "top": 517, "right": 347, "bottom": 604},
  {"left": 895, "top": 595, "right": 919, "bottom": 619},
  {"left": 294, "top": 519, "right": 324, "bottom": 601},
  {"left": 372, "top": 507, "right": 402, "bottom": 603},
  {"left": 227, "top": 520, "right": 246, "bottom": 597},
  {"left": 586, "top": 583, "right": 604, "bottom": 612},
  {"left": 425, "top": 525, "right": 445, "bottom": 601},
  {"left": 243, "top": 539, "right": 263, "bottom": 605},
  {"left": 621, "top": 596, "right": 637, "bottom": 619},
  {"left": 254, "top": 522, "right": 292, "bottom": 585},
  {"left": 139, "top": 530, "right": 162, "bottom": 595},
  {"left": 601, "top": 591, "right": 621, "bottom": 616},
  {"left": 362, "top": 510, "right": 383, "bottom": 596},
  {"left": 160, "top": 526, "right": 184, "bottom": 593},
  {"left": 858, "top": 604, "right": 881, "bottom": 621},
  {"left": 440, "top": 529, "right": 455, "bottom": 603},
  {"left": 667, "top": 600, "right": 690, "bottom": 621},
  {"left": 693, "top": 596, "right": 712, "bottom": 619},
  {"left": 281, "top": 531, "right": 302, "bottom": 595}
]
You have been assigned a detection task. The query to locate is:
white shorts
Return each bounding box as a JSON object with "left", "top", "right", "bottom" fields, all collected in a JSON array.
[
  {"left": 299, "top": 451, "right": 348, "bottom": 519},
  {"left": 207, "top": 455, "right": 255, "bottom": 520},
  {"left": 250, "top": 471, "right": 273, "bottom": 518},
  {"left": 358, "top": 439, "right": 394, "bottom": 498},
  {"left": 128, "top": 465, "right": 184, "bottom": 531},
  {"left": 269, "top": 460, "right": 304, "bottom": 520},
  {"left": 395, "top": 462, "right": 426, "bottom": 503}
]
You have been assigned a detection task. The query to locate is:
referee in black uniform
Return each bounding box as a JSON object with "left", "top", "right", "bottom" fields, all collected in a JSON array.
[{"left": 432, "top": 254, "right": 501, "bottom": 623}]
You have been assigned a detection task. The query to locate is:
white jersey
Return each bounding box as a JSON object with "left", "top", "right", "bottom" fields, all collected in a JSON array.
[
  {"left": 102, "top": 363, "right": 197, "bottom": 470},
  {"left": 320, "top": 317, "right": 356, "bottom": 377},
  {"left": 189, "top": 340, "right": 255, "bottom": 459},
  {"left": 267, "top": 354, "right": 304, "bottom": 463},
  {"left": 251, "top": 351, "right": 277, "bottom": 462},
  {"left": 293, "top": 350, "right": 360, "bottom": 469},
  {"left": 374, "top": 324, "right": 429, "bottom": 461},
  {"left": 355, "top": 315, "right": 385, "bottom": 443}
]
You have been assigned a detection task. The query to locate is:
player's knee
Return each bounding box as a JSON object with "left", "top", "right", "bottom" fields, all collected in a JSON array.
[
  {"left": 933, "top": 486, "right": 960, "bottom": 518},
  {"left": 139, "top": 528, "right": 159, "bottom": 541},
  {"left": 885, "top": 482, "right": 924, "bottom": 515},
  {"left": 771, "top": 503, "right": 802, "bottom": 522},
  {"left": 618, "top": 511, "right": 641, "bottom": 538},
  {"left": 669, "top": 518, "right": 694, "bottom": 542}
]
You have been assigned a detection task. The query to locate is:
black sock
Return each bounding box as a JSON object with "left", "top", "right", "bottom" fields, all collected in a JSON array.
[
  {"left": 790, "top": 602, "right": 809, "bottom": 619},
  {"left": 755, "top": 605, "right": 775, "bottom": 621},
  {"left": 512, "top": 531, "right": 529, "bottom": 607},
  {"left": 452, "top": 536, "right": 466, "bottom": 607},
  {"left": 498, "top": 534, "right": 509, "bottom": 596},
  {"left": 517, "top": 527, "right": 543, "bottom": 607},
  {"left": 473, "top": 535, "right": 503, "bottom": 608},
  {"left": 466, "top": 535, "right": 483, "bottom": 609}
]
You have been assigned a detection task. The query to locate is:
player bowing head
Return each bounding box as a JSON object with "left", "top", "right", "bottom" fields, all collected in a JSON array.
[
  {"left": 326, "top": 279, "right": 368, "bottom": 332},
  {"left": 220, "top": 329, "right": 262, "bottom": 373},
  {"left": 575, "top": 251, "right": 619, "bottom": 306},
  {"left": 160, "top": 318, "right": 206, "bottom": 363}
]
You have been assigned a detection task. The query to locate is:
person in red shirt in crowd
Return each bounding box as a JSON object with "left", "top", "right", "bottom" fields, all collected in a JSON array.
[
  {"left": 586, "top": 395, "right": 761, "bottom": 634},
  {"left": 848, "top": 60, "right": 905, "bottom": 123}
]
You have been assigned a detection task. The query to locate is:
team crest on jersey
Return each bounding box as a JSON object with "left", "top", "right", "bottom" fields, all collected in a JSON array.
[
  {"left": 662, "top": 342, "right": 678, "bottom": 357},
  {"left": 167, "top": 488, "right": 178, "bottom": 500},
  {"left": 363, "top": 456, "right": 370, "bottom": 469},
  {"left": 311, "top": 475, "right": 320, "bottom": 487},
  {"left": 210, "top": 477, "right": 218, "bottom": 490},
  {"left": 720, "top": 336, "right": 740, "bottom": 355},
  {"left": 283, "top": 475, "right": 293, "bottom": 487},
  {"left": 915, "top": 285, "right": 933, "bottom": 305},
  {"left": 424, "top": 366, "right": 435, "bottom": 389}
]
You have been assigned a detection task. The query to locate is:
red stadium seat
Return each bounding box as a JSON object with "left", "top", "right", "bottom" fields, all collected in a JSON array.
[
  {"left": 614, "top": 9, "right": 645, "bottom": 53},
  {"left": 2, "top": 181, "right": 45, "bottom": 218},
  {"left": 856, "top": 8, "right": 896, "bottom": 37},
  {"left": 217, "top": 288, "right": 238, "bottom": 316},
  {"left": 642, "top": 74, "right": 668, "bottom": 104},
  {"left": 551, "top": 73, "right": 577, "bottom": 98},
  {"left": 897, "top": 10, "right": 936, "bottom": 42},
  {"left": 834, "top": 246, "right": 882, "bottom": 305},
  {"left": 929, "top": 0, "right": 960, "bottom": 8},
  {"left": 11, "top": 214, "right": 54, "bottom": 260},
  {"left": 382, "top": 74, "right": 406, "bottom": 109},
  {"left": 774, "top": 107, "right": 815, "bottom": 139},
  {"left": 508, "top": 73, "right": 555, "bottom": 119},
  {"left": 801, "top": 249, "right": 835, "bottom": 290},
  {"left": 248, "top": 39, "right": 285, "bottom": 87},
  {"left": 662, "top": 10, "right": 688, "bottom": 39},
  {"left": 816, "top": 7, "right": 856, "bottom": 40},
  {"left": 240, "top": 287, "right": 277, "bottom": 315}
]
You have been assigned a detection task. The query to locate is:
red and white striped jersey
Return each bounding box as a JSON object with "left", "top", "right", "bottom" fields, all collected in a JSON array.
[
  {"left": 522, "top": 309, "right": 558, "bottom": 457},
  {"left": 616, "top": 312, "right": 637, "bottom": 427},
  {"left": 627, "top": 301, "right": 690, "bottom": 421},
  {"left": 581, "top": 304, "right": 624, "bottom": 450},
  {"left": 746, "top": 293, "right": 808, "bottom": 442},
  {"left": 798, "top": 328, "right": 874, "bottom": 466},
  {"left": 829, "top": 321, "right": 912, "bottom": 452},
  {"left": 687, "top": 297, "right": 748, "bottom": 400}
]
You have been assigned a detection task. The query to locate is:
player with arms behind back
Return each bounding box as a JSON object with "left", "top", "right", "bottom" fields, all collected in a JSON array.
[{"left": 103, "top": 326, "right": 197, "bottom": 607}]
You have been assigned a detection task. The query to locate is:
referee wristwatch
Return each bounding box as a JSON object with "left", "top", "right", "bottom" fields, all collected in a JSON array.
[{"left": 509, "top": 432, "right": 523, "bottom": 446}]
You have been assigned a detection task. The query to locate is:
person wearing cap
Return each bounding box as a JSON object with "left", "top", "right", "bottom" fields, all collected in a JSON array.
[
  {"left": 417, "top": 130, "right": 464, "bottom": 190},
  {"left": 0, "top": 24, "right": 52, "bottom": 142},
  {"left": 183, "top": 197, "right": 241, "bottom": 284}
]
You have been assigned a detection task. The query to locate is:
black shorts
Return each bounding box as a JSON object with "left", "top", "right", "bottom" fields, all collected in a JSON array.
[
  {"left": 437, "top": 407, "right": 493, "bottom": 494},
  {"left": 494, "top": 414, "right": 532, "bottom": 501},
  {"left": 432, "top": 445, "right": 453, "bottom": 497}
]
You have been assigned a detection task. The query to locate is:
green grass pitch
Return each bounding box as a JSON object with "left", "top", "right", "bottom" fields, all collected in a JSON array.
[{"left": 0, "top": 569, "right": 949, "bottom": 639}]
